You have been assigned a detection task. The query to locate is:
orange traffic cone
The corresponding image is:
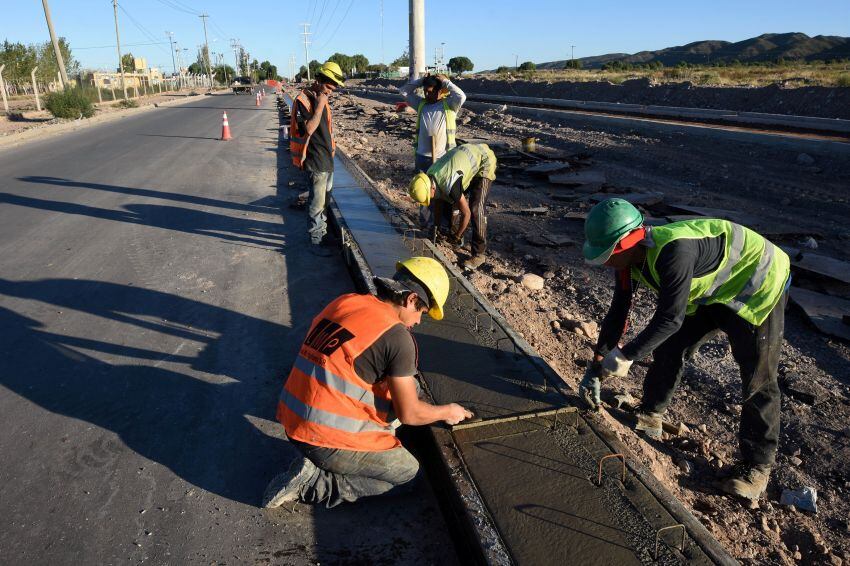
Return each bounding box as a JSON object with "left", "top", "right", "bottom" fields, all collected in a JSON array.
[
  {"left": 255, "top": 93, "right": 260, "bottom": 106},
  {"left": 221, "top": 111, "right": 232, "bottom": 141}
]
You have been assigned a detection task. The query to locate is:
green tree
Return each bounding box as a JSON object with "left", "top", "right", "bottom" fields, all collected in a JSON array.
[
  {"left": 0, "top": 40, "right": 37, "bottom": 85},
  {"left": 447, "top": 56, "right": 474, "bottom": 74},
  {"left": 518, "top": 61, "right": 536, "bottom": 71},
  {"left": 390, "top": 49, "right": 409, "bottom": 68},
  {"left": 308, "top": 59, "right": 321, "bottom": 78},
  {"left": 350, "top": 54, "right": 369, "bottom": 74},
  {"left": 564, "top": 59, "right": 582, "bottom": 70},
  {"left": 187, "top": 62, "right": 205, "bottom": 75},
  {"left": 120, "top": 53, "right": 136, "bottom": 73},
  {"left": 495, "top": 65, "right": 511, "bottom": 74},
  {"left": 328, "top": 52, "right": 353, "bottom": 74}
]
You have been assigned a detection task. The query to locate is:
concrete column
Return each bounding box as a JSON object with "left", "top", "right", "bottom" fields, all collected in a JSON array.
[
  {"left": 409, "top": 0, "right": 425, "bottom": 79},
  {"left": 31, "top": 66, "right": 41, "bottom": 111},
  {"left": 0, "top": 65, "right": 9, "bottom": 114}
]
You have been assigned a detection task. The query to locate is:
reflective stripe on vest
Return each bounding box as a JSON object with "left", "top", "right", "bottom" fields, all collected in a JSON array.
[
  {"left": 291, "top": 355, "right": 392, "bottom": 415},
  {"left": 279, "top": 384, "right": 390, "bottom": 434},
  {"left": 290, "top": 90, "right": 335, "bottom": 169},
  {"left": 414, "top": 99, "right": 457, "bottom": 155},
  {"left": 631, "top": 219, "right": 790, "bottom": 326},
  {"left": 277, "top": 293, "right": 404, "bottom": 451},
  {"left": 428, "top": 143, "right": 497, "bottom": 197}
]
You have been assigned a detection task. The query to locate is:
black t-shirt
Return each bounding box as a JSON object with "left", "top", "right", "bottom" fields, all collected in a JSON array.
[
  {"left": 596, "top": 234, "right": 726, "bottom": 360},
  {"left": 353, "top": 323, "right": 419, "bottom": 384},
  {"left": 295, "top": 92, "right": 334, "bottom": 173}
]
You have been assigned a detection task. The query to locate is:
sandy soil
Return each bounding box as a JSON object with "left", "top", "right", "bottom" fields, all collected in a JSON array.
[{"left": 325, "top": 91, "right": 850, "bottom": 565}]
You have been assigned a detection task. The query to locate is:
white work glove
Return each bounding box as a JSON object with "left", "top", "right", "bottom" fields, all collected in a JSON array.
[{"left": 601, "top": 347, "right": 633, "bottom": 378}]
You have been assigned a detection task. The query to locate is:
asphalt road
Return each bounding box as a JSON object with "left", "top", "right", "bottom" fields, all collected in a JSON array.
[{"left": 0, "top": 92, "right": 456, "bottom": 564}]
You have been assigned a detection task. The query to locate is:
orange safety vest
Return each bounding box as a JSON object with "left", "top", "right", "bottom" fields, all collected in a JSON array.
[
  {"left": 290, "top": 89, "right": 335, "bottom": 169},
  {"left": 277, "top": 293, "right": 403, "bottom": 451}
]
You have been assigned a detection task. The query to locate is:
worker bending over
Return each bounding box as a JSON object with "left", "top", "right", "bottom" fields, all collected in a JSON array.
[
  {"left": 580, "top": 198, "right": 790, "bottom": 500},
  {"left": 408, "top": 143, "right": 497, "bottom": 271},
  {"left": 400, "top": 73, "right": 467, "bottom": 231},
  {"left": 263, "top": 257, "right": 473, "bottom": 508},
  {"left": 290, "top": 61, "right": 345, "bottom": 249}
]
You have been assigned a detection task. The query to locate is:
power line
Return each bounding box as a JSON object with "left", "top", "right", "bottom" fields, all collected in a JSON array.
[
  {"left": 153, "top": 0, "right": 199, "bottom": 16},
  {"left": 117, "top": 4, "right": 169, "bottom": 54},
  {"left": 316, "top": 0, "right": 353, "bottom": 51},
  {"left": 75, "top": 40, "right": 169, "bottom": 50},
  {"left": 312, "top": 0, "right": 329, "bottom": 37}
]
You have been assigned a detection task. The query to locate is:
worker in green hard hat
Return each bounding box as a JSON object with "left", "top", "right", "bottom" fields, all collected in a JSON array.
[{"left": 580, "top": 198, "right": 791, "bottom": 501}]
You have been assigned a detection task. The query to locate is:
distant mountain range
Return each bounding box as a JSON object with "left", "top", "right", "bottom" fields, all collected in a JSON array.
[{"left": 533, "top": 33, "right": 850, "bottom": 70}]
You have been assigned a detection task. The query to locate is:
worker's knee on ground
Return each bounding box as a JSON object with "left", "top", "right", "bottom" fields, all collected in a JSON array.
[{"left": 393, "top": 451, "right": 420, "bottom": 485}]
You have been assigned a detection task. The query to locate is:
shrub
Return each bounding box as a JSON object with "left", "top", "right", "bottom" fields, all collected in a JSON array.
[
  {"left": 836, "top": 74, "right": 850, "bottom": 87},
  {"left": 44, "top": 88, "right": 95, "bottom": 119},
  {"left": 118, "top": 99, "right": 139, "bottom": 109}
]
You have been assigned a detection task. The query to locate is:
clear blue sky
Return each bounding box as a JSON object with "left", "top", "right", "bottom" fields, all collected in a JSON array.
[{"left": 3, "top": 0, "right": 848, "bottom": 74}]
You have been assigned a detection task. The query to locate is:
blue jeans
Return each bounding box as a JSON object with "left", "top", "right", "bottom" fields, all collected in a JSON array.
[
  {"left": 308, "top": 171, "right": 333, "bottom": 244},
  {"left": 290, "top": 438, "right": 420, "bottom": 508}
]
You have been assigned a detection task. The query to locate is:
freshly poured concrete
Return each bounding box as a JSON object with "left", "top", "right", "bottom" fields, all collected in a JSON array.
[{"left": 327, "top": 152, "right": 720, "bottom": 564}]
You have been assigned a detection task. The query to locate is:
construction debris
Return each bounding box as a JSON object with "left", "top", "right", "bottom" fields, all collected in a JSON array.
[
  {"left": 524, "top": 161, "right": 571, "bottom": 175},
  {"left": 790, "top": 287, "right": 850, "bottom": 340},
  {"left": 783, "top": 246, "right": 850, "bottom": 285},
  {"left": 780, "top": 486, "right": 818, "bottom": 513},
  {"left": 589, "top": 192, "right": 664, "bottom": 206},
  {"left": 548, "top": 169, "right": 606, "bottom": 187},
  {"left": 520, "top": 273, "right": 545, "bottom": 290}
]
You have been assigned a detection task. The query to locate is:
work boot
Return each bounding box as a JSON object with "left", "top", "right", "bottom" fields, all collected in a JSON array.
[
  {"left": 719, "top": 462, "right": 771, "bottom": 501},
  {"left": 463, "top": 254, "right": 486, "bottom": 270},
  {"left": 262, "top": 457, "right": 317, "bottom": 508},
  {"left": 634, "top": 410, "right": 663, "bottom": 440}
]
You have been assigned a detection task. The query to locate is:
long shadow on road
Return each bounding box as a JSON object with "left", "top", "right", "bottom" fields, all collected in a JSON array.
[{"left": 0, "top": 278, "right": 289, "bottom": 506}]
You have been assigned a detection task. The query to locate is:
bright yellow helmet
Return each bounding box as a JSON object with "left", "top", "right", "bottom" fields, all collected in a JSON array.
[
  {"left": 408, "top": 172, "right": 431, "bottom": 206},
  {"left": 317, "top": 61, "right": 345, "bottom": 86},
  {"left": 396, "top": 257, "right": 450, "bottom": 321}
]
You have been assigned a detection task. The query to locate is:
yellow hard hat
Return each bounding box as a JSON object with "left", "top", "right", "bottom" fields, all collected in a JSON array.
[
  {"left": 396, "top": 257, "right": 450, "bottom": 321},
  {"left": 408, "top": 172, "right": 431, "bottom": 206},
  {"left": 317, "top": 61, "right": 345, "bottom": 86}
]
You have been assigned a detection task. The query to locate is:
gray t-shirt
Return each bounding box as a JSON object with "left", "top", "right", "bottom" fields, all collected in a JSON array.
[{"left": 353, "top": 323, "right": 418, "bottom": 384}]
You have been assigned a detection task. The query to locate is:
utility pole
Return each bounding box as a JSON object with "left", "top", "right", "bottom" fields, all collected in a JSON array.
[
  {"left": 514, "top": 54, "right": 518, "bottom": 71},
  {"left": 380, "top": 0, "right": 384, "bottom": 72},
  {"left": 199, "top": 14, "right": 212, "bottom": 88},
  {"left": 571, "top": 45, "right": 575, "bottom": 61},
  {"left": 165, "top": 31, "right": 177, "bottom": 76},
  {"left": 300, "top": 23, "right": 312, "bottom": 81},
  {"left": 111, "top": 0, "right": 128, "bottom": 99},
  {"left": 41, "top": 0, "right": 69, "bottom": 88},
  {"left": 409, "top": 0, "right": 425, "bottom": 79},
  {"left": 289, "top": 54, "right": 296, "bottom": 81}
]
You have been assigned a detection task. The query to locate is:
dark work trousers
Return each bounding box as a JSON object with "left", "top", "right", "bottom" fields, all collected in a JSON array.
[
  {"left": 467, "top": 177, "right": 491, "bottom": 256},
  {"left": 641, "top": 292, "right": 787, "bottom": 466}
]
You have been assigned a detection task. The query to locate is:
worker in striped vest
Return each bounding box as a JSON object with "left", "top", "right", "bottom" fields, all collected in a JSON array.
[
  {"left": 263, "top": 257, "right": 472, "bottom": 508},
  {"left": 580, "top": 198, "right": 790, "bottom": 501}
]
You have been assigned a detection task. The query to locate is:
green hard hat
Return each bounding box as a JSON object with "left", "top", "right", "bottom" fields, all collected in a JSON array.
[{"left": 583, "top": 198, "right": 644, "bottom": 265}]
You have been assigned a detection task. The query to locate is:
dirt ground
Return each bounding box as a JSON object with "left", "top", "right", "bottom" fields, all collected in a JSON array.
[
  {"left": 326, "top": 90, "right": 850, "bottom": 565},
  {"left": 0, "top": 89, "right": 212, "bottom": 139},
  {"left": 360, "top": 77, "right": 850, "bottom": 120}
]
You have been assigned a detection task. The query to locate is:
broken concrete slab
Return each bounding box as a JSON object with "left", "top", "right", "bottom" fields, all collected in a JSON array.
[
  {"left": 589, "top": 192, "right": 664, "bottom": 206},
  {"left": 548, "top": 170, "right": 606, "bottom": 187},
  {"left": 519, "top": 206, "right": 549, "bottom": 216},
  {"left": 524, "top": 161, "right": 571, "bottom": 175},
  {"left": 782, "top": 246, "right": 850, "bottom": 285},
  {"left": 525, "top": 233, "right": 577, "bottom": 248},
  {"left": 782, "top": 373, "right": 828, "bottom": 405},
  {"left": 790, "top": 287, "right": 850, "bottom": 341},
  {"left": 665, "top": 204, "right": 761, "bottom": 227}
]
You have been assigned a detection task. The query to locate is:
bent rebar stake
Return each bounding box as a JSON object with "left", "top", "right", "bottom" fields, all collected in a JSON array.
[
  {"left": 655, "top": 524, "right": 686, "bottom": 559},
  {"left": 597, "top": 453, "right": 626, "bottom": 486}
]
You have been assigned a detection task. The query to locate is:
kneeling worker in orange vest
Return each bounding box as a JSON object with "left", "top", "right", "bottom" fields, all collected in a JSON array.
[{"left": 263, "top": 257, "right": 473, "bottom": 508}]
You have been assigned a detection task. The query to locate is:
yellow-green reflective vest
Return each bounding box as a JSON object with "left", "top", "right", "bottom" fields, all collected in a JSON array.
[
  {"left": 630, "top": 219, "right": 790, "bottom": 326},
  {"left": 427, "top": 143, "right": 497, "bottom": 198},
  {"left": 415, "top": 100, "right": 457, "bottom": 155}
]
